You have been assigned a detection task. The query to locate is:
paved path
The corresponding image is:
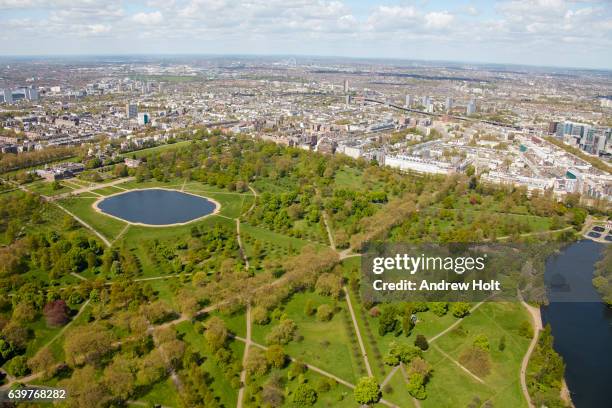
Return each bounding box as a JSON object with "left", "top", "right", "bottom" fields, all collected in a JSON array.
[
  {"left": 54, "top": 202, "right": 111, "bottom": 246},
  {"left": 242, "top": 185, "right": 258, "bottom": 218},
  {"left": 518, "top": 291, "right": 542, "bottom": 408},
  {"left": 232, "top": 335, "right": 399, "bottom": 408},
  {"left": 112, "top": 224, "right": 130, "bottom": 244},
  {"left": 70, "top": 272, "right": 88, "bottom": 282},
  {"left": 429, "top": 301, "right": 486, "bottom": 343},
  {"left": 236, "top": 219, "right": 250, "bottom": 269},
  {"left": 322, "top": 211, "right": 336, "bottom": 250},
  {"left": 381, "top": 365, "right": 400, "bottom": 388},
  {"left": 496, "top": 225, "right": 574, "bottom": 242},
  {"left": 343, "top": 287, "right": 373, "bottom": 377},
  {"left": 51, "top": 177, "right": 134, "bottom": 201},
  {"left": 236, "top": 305, "right": 252, "bottom": 408},
  {"left": 432, "top": 344, "right": 485, "bottom": 384}
]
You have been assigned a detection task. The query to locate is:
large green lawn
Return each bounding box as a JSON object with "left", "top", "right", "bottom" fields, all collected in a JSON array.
[
  {"left": 58, "top": 196, "right": 127, "bottom": 241},
  {"left": 251, "top": 291, "right": 364, "bottom": 384}
]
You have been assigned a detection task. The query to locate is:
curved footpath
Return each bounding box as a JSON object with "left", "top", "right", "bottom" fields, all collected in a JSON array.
[{"left": 518, "top": 291, "right": 543, "bottom": 408}]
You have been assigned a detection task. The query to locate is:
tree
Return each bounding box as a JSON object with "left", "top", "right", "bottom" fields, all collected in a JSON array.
[
  {"left": 378, "top": 305, "right": 399, "bottom": 336},
  {"left": 473, "top": 334, "right": 490, "bottom": 351},
  {"left": 262, "top": 381, "right": 284, "bottom": 407},
  {"left": 103, "top": 357, "right": 136, "bottom": 401},
  {"left": 354, "top": 377, "right": 381, "bottom": 405},
  {"left": 266, "top": 319, "right": 297, "bottom": 345},
  {"left": 28, "top": 347, "right": 56, "bottom": 380},
  {"left": 43, "top": 299, "right": 70, "bottom": 327},
  {"left": 406, "top": 372, "right": 427, "bottom": 399},
  {"left": 204, "top": 316, "right": 228, "bottom": 351},
  {"left": 252, "top": 306, "right": 270, "bottom": 324},
  {"left": 266, "top": 345, "right": 287, "bottom": 369},
  {"left": 64, "top": 324, "right": 113, "bottom": 366},
  {"left": 429, "top": 302, "right": 448, "bottom": 316},
  {"left": 6, "top": 355, "right": 30, "bottom": 377},
  {"left": 304, "top": 299, "right": 316, "bottom": 317},
  {"left": 245, "top": 347, "right": 269, "bottom": 377},
  {"left": 315, "top": 273, "right": 343, "bottom": 298},
  {"left": 414, "top": 334, "right": 429, "bottom": 351},
  {"left": 450, "top": 302, "right": 471, "bottom": 318},
  {"left": 384, "top": 342, "right": 422, "bottom": 366},
  {"left": 60, "top": 365, "right": 110, "bottom": 408},
  {"left": 316, "top": 304, "right": 333, "bottom": 321},
  {"left": 292, "top": 383, "right": 317, "bottom": 406},
  {"left": 288, "top": 361, "right": 307, "bottom": 380}
]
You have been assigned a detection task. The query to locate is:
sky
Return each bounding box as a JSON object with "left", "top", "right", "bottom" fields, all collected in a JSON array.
[{"left": 0, "top": 0, "right": 611, "bottom": 69}]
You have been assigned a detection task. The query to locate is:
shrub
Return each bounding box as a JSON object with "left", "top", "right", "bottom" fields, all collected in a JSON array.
[
  {"left": 414, "top": 334, "right": 429, "bottom": 351},
  {"left": 292, "top": 383, "right": 317, "bottom": 406},
  {"left": 6, "top": 355, "right": 30, "bottom": 377},
  {"left": 316, "top": 304, "right": 334, "bottom": 322},
  {"left": 473, "top": 334, "right": 490, "bottom": 351},
  {"left": 266, "top": 319, "right": 297, "bottom": 345},
  {"left": 429, "top": 302, "right": 448, "bottom": 316},
  {"left": 498, "top": 335, "right": 506, "bottom": 351},
  {"left": 354, "top": 377, "right": 381, "bottom": 405},
  {"left": 450, "top": 302, "right": 471, "bottom": 318}
]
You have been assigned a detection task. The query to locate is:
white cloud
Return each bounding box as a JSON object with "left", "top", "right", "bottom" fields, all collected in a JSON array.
[
  {"left": 87, "top": 23, "right": 111, "bottom": 34},
  {"left": 132, "top": 11, "right": 163, "bottom": 25},
  {"left": 424, "top": 11, "right": 454, "bottom": 29},
  {"left": 0, "top": 0, "right": 611, "bottom": 68},
  {"left": 366, "top": 6, "right": 418, "bottom": 31}
]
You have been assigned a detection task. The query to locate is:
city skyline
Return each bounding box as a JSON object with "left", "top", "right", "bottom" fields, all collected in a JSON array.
[{"left": 1, "top": 0, "right": 612, "bottom": 70}]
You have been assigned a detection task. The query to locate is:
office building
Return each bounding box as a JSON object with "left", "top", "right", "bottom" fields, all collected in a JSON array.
[
  {"left": 2, "top": 89, "right": 13, "bottom": 104},
  {"left": 138, "top": 112, "right": 150, "bottom": 125},
  {"left": 343, "top": 79, "right": 349, "bottom": 93},
  {"left": 25, "top": 87, "right": 38, "bottom": 101},
  {"left": 445, "top": 97, "right": 453, "bottom": 112},
  {"left": 405, "top": 95, "right": 412, "bottom": 107},
  {"left": 126, "top": 103, "right": 138, "bottom": 119},
  {"left": 467, "top": 100, "right": 476, "bottom": 115}
]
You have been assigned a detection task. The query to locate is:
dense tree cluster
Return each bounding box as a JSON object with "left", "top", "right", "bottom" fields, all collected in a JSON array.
[
  {"left": 527, "top": 325, "right": 566, "bottom": 408},
  {"left": 593, "top": 245, "right": 612, "bottom": 306}
]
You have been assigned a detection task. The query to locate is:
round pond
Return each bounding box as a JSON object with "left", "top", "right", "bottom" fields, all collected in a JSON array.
[{"left": 95, "top": 188, "right": 218, "bottom": 226}]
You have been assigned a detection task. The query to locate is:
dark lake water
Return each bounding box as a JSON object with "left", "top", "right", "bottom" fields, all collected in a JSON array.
[
  {"left": 541, "top": 240, "right": 612, "bottom": 408},
  {"left": 97, "top": 189, "right": 216, "bottom": 225}
]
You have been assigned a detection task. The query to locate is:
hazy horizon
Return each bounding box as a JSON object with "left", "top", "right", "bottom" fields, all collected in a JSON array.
[
  {"left": 0, "top": 52, "right": 610, "bottom": 73},
  {"left": 1, "top": 0, "right": 611, "bottom": 70}
]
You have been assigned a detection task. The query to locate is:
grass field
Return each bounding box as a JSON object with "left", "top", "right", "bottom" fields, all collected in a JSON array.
[
  {"left": 17, "top": 163, "right": 541, "bottom": 408},
  {"left": 58, "top": 196, "right": 127, "bottom": 241},
  {"left": 26, "top": 179, "right": 73, "bottom": 196},
  {"left": 251, "top": 291, "right": 364, "bottom": 384}
]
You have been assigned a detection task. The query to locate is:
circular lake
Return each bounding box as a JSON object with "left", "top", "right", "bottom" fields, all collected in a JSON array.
[{"left": 95, "top": 189, "right": 218, "bottom": 226}]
